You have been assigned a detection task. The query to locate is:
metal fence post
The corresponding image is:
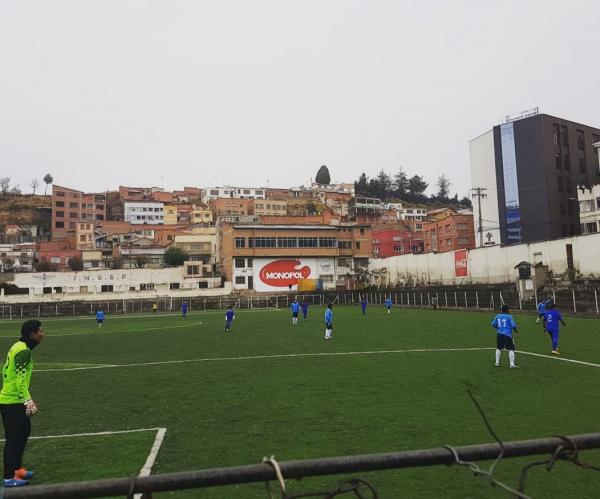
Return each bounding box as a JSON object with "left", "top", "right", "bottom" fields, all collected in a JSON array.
[
  {"left": 444, "top": 292, "right": 448, "bottom": 308},
  {"left": 475, "top": 291, "right": 479, "bottom": 309},
  {"left": 464, "top": 291, "right": 467, "bottom": 308},
  {"left": 572, "top": 289, "right": 577, "bottom": 313}
]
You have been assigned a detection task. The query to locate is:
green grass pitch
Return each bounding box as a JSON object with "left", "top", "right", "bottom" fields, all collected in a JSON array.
[{"left": 0, "top": 305, "right": 599, "bottom": 498}]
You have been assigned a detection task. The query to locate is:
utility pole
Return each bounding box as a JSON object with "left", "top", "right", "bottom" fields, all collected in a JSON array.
[{"left": 471, "top": 187, "right": 488, "bottom": 247}]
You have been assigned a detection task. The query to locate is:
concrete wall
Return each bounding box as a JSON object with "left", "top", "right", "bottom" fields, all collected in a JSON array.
[
  {"left": 3, "top": 267, "right": 228, "bottom": 301},
  {"left": 369, "top": 232, "right": 600, "bottom": 285}
]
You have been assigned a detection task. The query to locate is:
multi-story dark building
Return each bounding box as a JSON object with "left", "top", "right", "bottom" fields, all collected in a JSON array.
[
  {"left": 51, "top": 185, "right": 106, "bottom": 239},
  {"left": 470, "top": 110, "right": 600, "bottom": 246}
]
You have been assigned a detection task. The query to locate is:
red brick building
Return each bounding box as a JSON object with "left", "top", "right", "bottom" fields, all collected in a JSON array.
[
  {"left": 422, "top": 209, "right": 475, "bottom": 253},
  {"left": 52, "top": 185, "right": 106, "bottom": 239},
  {"left": 372, "top": 222, "right": 425, "bottom": 258}
]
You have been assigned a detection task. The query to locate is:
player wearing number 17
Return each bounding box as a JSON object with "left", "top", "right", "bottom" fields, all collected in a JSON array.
[
  {"left": 0, "top": 320, "right": 45, "bottom": 487},
  {"left": 491, "top": 305, "right": 519, "bottom": 369}
]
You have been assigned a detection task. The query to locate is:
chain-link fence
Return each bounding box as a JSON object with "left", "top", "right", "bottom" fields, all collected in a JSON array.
[{"left": 1, "top": 287, "right": 599, "bottom": 320}]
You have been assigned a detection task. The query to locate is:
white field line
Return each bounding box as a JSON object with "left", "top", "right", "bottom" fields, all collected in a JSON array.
[
  {"left": 0, "top": 322, "right": 203, "bottom": 338},
  {"left": 0, "top": 427, "right": 164, "bottom": 441},
  {"left": 0, "top": 308, "right": 281, "bottom": 323},
  {"left": 36, "top": 347, "right": 495, "bottom": 372},
  {"left": 134, "top": 427, "right": 167, "bottom": 499},
  {"left": 518, "top": 350, "right": 600, "bottom": 368}
]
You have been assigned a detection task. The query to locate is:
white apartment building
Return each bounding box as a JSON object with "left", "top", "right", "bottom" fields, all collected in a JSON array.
[
  {"left": 402, "top": 207, "right": 428, "bottom": 221},
  {"left": 201, "top": 187, "right": 266, "bottom": 204},
  {"left": 124, "top": 202, "right": 164, "bottom": 225},
  {"left": 578, "top": 184, "right": 600, "bottom": 234}
]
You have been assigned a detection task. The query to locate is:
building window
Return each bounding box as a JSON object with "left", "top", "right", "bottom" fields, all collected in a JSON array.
[
  {"left": 359, "top": 228, "right": 365, "bottom": 234},
  {"left": 56, "top": 211, "right": 64, "bottom": 218},
  {"left": 139, "top": 283, "right": 155, "bottom": 291},
  {"left": 579, "top": 158, "right": 587, "bottom": 173},
  {"left": 70, "top": 212, "right": 78, "bottom": 219},
  {"left": 559, "top": 199, "right": 566, "bottom": 215},
  {"left": 318, "top": 237, "right": 337, "bottom": 248},
  {"left": 446, "top": 238, "right": 452, "bottom": 245},
  {"left": 55, "top": 221, "right": 64, "bottom": 228},
  {"left": 235, "top": 258, "right": 245, "bottom": 268},
  {"left": 457, "top": 223, "right": 468, "bottom": 230},
  {"left": 210, "top": 189, "right": 219, "bottom": 195},
  {"left": 298, "top": 237, "right": 318, "bottom": 248},
  {"left": 458, "top": 237, "right": 469, "bottom": 245},
  {"left": 254, "top": 237, "right": 276, "bottom": 248},
  {"left": 235, "top": 276, "right": 246, "bottom": 285},
  {"left": 277, "top": 237, "right": 297, "bottom": 248},
  {"left": 50, "top": 256, "right": 61, "bottom": 264},
  {"left": 101, "top": 285, "right": 114, "bottom": 292},
  {"left": 393, "top": 245, "right": 403, "bottom": 252},
  {"left": 355, "top": 241, "right": 361, "bottom": 249},
  {"left": 169, "top": 283, "right": 180, "bottom": 290},
  {"left": 576, "top": 129, "right": 585, "bottom": 150},
  {"left": 557, "top": 176, "right": 563, "bottom": 193},
  {"left": 500, "top": 122, "right": 521, "bottom": 244},
  {"left": 56, "top": 191, "right": 65, "bottom": 197},
  {"left": 69, "top": 202, "right": 78, "bottom": 208},
  {"left": 55, "top": 201, "right": 64, "bottom": 207},
  {"left": 247, "top": 258, "right": 252, "bottom": 268},
  {"left": 187, "top": 265, "right": 200, "bottom": 275}
]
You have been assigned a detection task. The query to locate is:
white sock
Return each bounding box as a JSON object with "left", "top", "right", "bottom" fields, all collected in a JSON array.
[
  {"left": 509, "top": 350, "right": 515, "bottom": 366},
  {"left": 495, "top": 349, "right": 501, "bottom": 364}
]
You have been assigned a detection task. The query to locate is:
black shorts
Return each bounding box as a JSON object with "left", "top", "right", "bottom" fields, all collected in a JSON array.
[
  {"left": 496, "top": 334, "right": 515, "bottom": 351},
  {"left": 325, "top": 322, "right": 333, "bottom": 330},
  {"left": 97, "top": 319, "right": 103, "bottom": 324},
  {"left": 538, "top": 312, "right": 545, "bottom": 318},
  {"left": 292, "top": 312, "right": 298, "bottom": 318}
]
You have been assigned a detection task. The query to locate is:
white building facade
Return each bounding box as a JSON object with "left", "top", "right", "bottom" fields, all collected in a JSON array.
[
  {"left": 124, "top": 202, "right": 165, "bottom": 225},
  {"left": 201, "top": 187, "right": 266, "bottom": 204}
]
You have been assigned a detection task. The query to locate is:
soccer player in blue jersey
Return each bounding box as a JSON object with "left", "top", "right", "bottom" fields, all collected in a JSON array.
[
  {"left": 95, "top": 308, "right": 105, "bottom": 328},
  {"left": 224, "top": 306, "right": 235, "bottom": 332},
  {"left": 384, "top": 297, "right": 392, "bottom": 314},
  {"left": 544, "top": 303, "right": 566, "bottom": 355},
  {"left": 290, "top": 299, "right": 300, "bottom": 325},
  {"left": 324, "top": 304, "right": 333, "bottom": 340},
  {"left": 181, "top": 302, "right": 188, "bottom": 320},
  {"left": 360, "top": 296, "right": 367, "bottom": 315},
  {"left": 491, "top": 304, "right": 519, "bottom": 368},
  {"left": 301, "top": 300, "right": 309, "bottom": 320},
  {"left": 536, "top": 298, "right": 551, "bottom": 324}
]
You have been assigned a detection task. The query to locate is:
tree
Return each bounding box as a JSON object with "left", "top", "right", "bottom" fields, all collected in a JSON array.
[
  {"left": 0, "top": 177, "right": 10, "bottom": 195},
  {"left": 68, "top": 256, "right": 84, "bottom": 271},
  {"left": 374, "top": 170, "right": 392, "bottom": 200},
  {"left": 35, "top": 260, "right": 53, "bottom": 272},
  {"left": 111, "top": 256, "right": 124, "bottom": 269},
  {"left": 459, "top": 196, "right": 473, "bottom": 208},
  {"left": 435, "top": 174, "right": 451, "bottom": 199},
  {"left": 355, "top": 173, "right": 369, "bottom": 194},
  {"left": 43, "top": 173, "right": 53, "bottom": 195},
  {"left": 30, "top": 178, "right": 40, "bottom": 195},
  {"left": 407, "top": 175, "right": 428, "bottom": 197},
  {"left": 315, "top": 165, "right": 331, "bottom": 185},
  {"left": 393, "top": 167, "right": 409, "bottom": 197},
  {"left": 163, "top": 247, "right": 189, "bottom": 266},
  {"left": 10, "top": 186, "right": 21, "bottom": 195}
]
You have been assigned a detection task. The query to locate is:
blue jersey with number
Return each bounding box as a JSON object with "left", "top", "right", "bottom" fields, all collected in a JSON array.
[
  {"left": 325, "top": 308, "right": 333, "bottom": 323},
  {"left": 291, "top": 302, "right": 300, "bottom": 313},
  {"left": 537, "top": 302, "right": 546, "bottom": 314},
  {"left": 225, "top": 309, "right": 235, "bottom": 322},
  {"left": 385, "top": 298, "right": 392, "bottom": 307},
  {"left": 96, "top": 310, "right": 105, "bottom": 320},
  {"left": 545, "top": 310, "right": 562, "bottom": 332},
  {"left": 492, "top": 313, "right": 516, "bottom": 337}
]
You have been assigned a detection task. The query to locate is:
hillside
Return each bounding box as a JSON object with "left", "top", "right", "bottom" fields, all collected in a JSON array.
[{"left": 0, "top": 194, "right": 52, "bottom": 228}]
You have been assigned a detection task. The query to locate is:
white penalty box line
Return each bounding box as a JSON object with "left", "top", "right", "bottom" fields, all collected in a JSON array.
[
  {"left": 1, "top": 427, "right": 167, "bottom": 483},
  {"left": 36, "top": 347, "right": 600, "bottom": 372}
]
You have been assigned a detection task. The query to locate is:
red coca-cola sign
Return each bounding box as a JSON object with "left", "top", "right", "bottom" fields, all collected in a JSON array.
[
  {"left": 454, "top": 249, "right": 468, "bottom": 277},
  {"left": 258, "top": 259, "right": 311, "bottom": 287}
]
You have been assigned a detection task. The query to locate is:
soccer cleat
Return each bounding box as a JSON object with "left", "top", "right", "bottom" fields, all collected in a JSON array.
[
  {"left": 551, "top": 350, "right": 560, "bottom": 355},
  {"left": 15, "top": 468, "right": 33, "bottom": 479},
  {"left": 4, "top": 478, "right": 28, "bottom": 487},
  {"left": 509, "top": 365, "right": 519, "bottom": 369},
  {"left": 494, "top": 363, "right": 499, "bottom": 367}
]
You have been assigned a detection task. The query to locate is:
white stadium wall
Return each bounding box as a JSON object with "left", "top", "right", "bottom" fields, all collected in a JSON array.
[{"left": 369, "top": 233, "right": 600, "bottom": 285}]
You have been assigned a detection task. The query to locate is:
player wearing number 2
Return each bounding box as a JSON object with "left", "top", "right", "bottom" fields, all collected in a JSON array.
[
  {"left": 491, "top": 305, "right": 519, "bottom": 369},
  {"left": 0, "top": 320, "right": 45, "bottom": 487}
]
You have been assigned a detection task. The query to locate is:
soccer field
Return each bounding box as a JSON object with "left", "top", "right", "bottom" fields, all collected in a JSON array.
[{"left": 0, "top": 305, "right": 599, "bottom": 498}]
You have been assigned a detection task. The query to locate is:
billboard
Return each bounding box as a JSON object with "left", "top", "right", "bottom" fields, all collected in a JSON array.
[
  {"left": 254, "top": 258, "right": 335, "bottom": 292},
  {"left": 454, "top": 249, "right": 468, "bottom": 277}
]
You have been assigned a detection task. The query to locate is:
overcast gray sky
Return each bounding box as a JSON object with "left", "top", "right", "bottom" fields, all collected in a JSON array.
[{"left": 1, "top": 0, "right": 599, "bottom": 197}]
